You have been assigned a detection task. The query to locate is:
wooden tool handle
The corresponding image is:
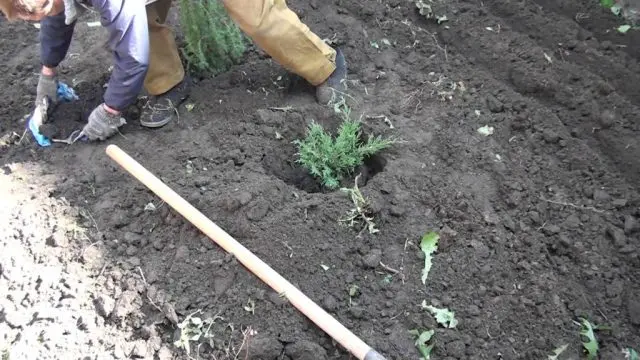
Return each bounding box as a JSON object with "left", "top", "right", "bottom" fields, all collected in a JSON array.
[{"left": 105, "top": 144, "right": 386, "bottom": 360}]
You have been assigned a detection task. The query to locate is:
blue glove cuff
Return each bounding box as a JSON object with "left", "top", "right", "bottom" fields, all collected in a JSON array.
[
  {"left": 27, "top": 81, "right": 79, "bottom": 147},
  {"left": 28, "top": 114, "right": 51, "bottom": 147}
]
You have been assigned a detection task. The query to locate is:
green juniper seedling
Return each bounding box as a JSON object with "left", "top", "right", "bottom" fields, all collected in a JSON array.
[
  {"left": 294, "top": 106, "right": 395, "bottom": 189},
  {"left": 179, "top": 0, "right": 246, "bottom": 75}
]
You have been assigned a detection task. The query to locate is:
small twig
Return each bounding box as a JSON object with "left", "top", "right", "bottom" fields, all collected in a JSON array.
[
  {"left": 380, "top": 261, "right": 406, "bottom": 284},
  {"left": 537, "top": 221, "right": 547, "bottom": 232},
  {"left": 268, "top": 106, "right": 293, "bottom": 112},
  {"left": 115, "top": 126, "right": 129, "bottom": 139},
  {"left": 540, "top": 196, "right": 606, "bottom": 213},
  {"left": 97, "top": 262, "right": 108, "bottom": 278},
  {"left": 379, "top": 261, "right": 400, "bottom": 274},
  {"left": 137, "top": 266, "right": 147, "bottom": 283},
  {"left": 82, "top": 240, "right": 101, "bottom": 257},
  {"left": 280, "top": 241, "right": 293, "bottom": 258},
  {"left": 597, "top": 308, "right": 609, "bottom": 322},
  {"left": 390, "top": 311, "right": 404, "bottom": 320},
  {"left": 137, "top": 266, "right": 163, "bottom": 312},
  {"left": 400, "top": 256, "right": 406, "bottom": 285},
  {"left": 243, "top": 331, "right": 250, "bottom": 360},
  {"left": 17, "top": 129, "right": 28, "bottom": 145},
  {"left": 486, "top": 326, "right": 494, "bottom": 339},
  {"left": 429, "top": 32, "right": 448, "bottom": 62},
  {"left": 79, "top": 208, "right": 100, "bottom": 231},
  {"left": 233, "top": 326, "right": 254, "bottom": 360}
]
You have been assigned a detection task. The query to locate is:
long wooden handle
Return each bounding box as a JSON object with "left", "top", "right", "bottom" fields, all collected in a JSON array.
[{"left": 105, "top": 144, "right": 387, "bottom": 360}]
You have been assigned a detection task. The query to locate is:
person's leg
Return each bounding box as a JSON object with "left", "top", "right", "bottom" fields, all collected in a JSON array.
[
  {"left": 141, "top": 0, "right": 190, "bottom": 128},
  {"left": 143, "top": 0, "right": 184, "bottom": 96},
  {"left": 221, "top": 0, "right": 340, "bottom": 87}
]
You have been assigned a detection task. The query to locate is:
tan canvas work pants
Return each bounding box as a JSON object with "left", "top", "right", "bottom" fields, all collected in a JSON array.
[
  {"left": 144, "top": 0, "right": 185, "bottom": 95},
  {"left": 222, "top": 0, "right": 337, "bottom": 86},
  {"left": 145, "top": 0, "right": 337, "bottom": 95}
]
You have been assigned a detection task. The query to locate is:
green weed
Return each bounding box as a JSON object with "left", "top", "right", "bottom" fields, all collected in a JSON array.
[
  {"left": 408, "top": 329, "right": 435, "bottom": 359},
  {"left": 173, "top": 309, "right": 221, "bottom": 356},
  {"left": 625, "top": 348, "right": 639, "bottom": 360},
  {"left": 575, "top": 317, "right": 611, "bottom": 360},
  {"left": 421, "top": 301, "right": 458, "bottom": 329},
  {"left": 599, "top": 0, "right": 638, "bottom": 30},
  {"left": 600, "top": 0, "right": 616, "bottom": 8},
  {"left": 420, "top": 231, "right": 439, "bottom": 284},
  {"left": 293, "top": 106, "right": 395, "bottom": 189},
  {"left": 178, "top": 0, "right": 246, "bottom": 75}
]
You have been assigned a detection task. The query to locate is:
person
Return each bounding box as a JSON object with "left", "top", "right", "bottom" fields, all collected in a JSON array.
[{"left": 0, "top": 0, "right": 348, "bottom": 141}]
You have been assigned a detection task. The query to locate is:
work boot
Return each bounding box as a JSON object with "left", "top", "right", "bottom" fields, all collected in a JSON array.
[
  {"left": 316, "top": 48, "right": 348, "bottom": 105},
  {"left": 140, "top": 77, "right": 191, "bottom": 128}
]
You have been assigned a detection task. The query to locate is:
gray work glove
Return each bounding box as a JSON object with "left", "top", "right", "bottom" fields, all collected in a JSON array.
[
  {"left": 80, "top": 104, "right": 127, "bottom": 141},
  {"left": 36, "top": 73, "right": 58, "bottom": 106}
]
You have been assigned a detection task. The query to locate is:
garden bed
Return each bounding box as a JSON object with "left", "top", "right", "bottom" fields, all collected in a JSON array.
[{"left": 1, "top": 0, "right": 639, "bottom": 359}]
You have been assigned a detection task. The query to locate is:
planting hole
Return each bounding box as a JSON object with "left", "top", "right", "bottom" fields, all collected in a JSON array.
[{"left": 262, "top": 147, "right": 387, "bottom": 194}]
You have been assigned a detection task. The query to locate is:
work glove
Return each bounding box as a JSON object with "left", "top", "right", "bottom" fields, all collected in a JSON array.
[
  {"left": 80, "top": 104, "right": 126, "bottom": 141},
  {"left": 36, "top": 73, "right": 58, "bottom": 106}
]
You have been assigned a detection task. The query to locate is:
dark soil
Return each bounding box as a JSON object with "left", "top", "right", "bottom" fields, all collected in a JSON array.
[{"left": 1, "top": 0, "right": 640, "bottom": 359}]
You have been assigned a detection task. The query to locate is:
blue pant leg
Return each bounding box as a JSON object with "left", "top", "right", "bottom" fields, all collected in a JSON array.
[{"left": 39, "top": 12, "right": 76, "bottom": 68}]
